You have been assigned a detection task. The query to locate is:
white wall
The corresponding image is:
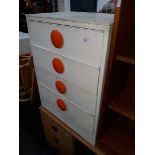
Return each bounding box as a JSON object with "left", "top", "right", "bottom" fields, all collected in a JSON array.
[
  {"left": 58, "top": 0, "right": 70, "bottom": 11},
  {"left": 64, "top": 0, "right": 70, "bottom": 11}
]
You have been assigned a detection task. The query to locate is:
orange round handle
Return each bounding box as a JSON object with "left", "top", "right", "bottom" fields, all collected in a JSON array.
[
  {"left": 57, "top": 99, "right": 67, "bottom": 111},
  {"left": 52, "top": 58, "right": 64, "bottom": 73},
  {"left": 55, "top": 80, "right": 66, "bottom": 94},
  {"left": 51, "top": 30, "right": 64, "bottom": 49}
]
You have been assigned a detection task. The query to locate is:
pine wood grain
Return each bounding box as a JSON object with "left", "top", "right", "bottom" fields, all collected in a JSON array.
[
  {"left": 98, "top": 116, "right": 135, "bottom": 155},
  {"left": 108, "top": 85, "right": 135, "bottom": 120}
]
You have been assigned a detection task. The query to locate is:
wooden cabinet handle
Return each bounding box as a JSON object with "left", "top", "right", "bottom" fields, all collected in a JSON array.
[
  {"left": 53, "top": 137, "right": 59, "bottom": 144},
  {"left": 51, "top": 125, "right": 58, "bottom": 132}
]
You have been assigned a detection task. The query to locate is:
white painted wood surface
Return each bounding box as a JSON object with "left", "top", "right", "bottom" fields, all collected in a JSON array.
[
  {"left": 29, "top": 21, "right": 104, "bottom": 66},
  {"left": 26, "top": 12, "right": 114, "bottom": 26},
  {"left": 39, "top": 84, "right": 95, "bottom": 133},
  {"left": 26, "top": 12, "right": 114, "bottom": 146},
  {"left": 41, "top": 95, "right": 96, "bottom": 145},
  {"left": 26, "top": 12, "right": 114, "bottom": 31},
  {"left": 36, "top": 67, "right": 97, "bottom": 115},
  {"left": 93, "top": 26, "right": 113, "bottom": 143},
  {"left": 31, "top": 45, "right": 99, "bottom": 95}
]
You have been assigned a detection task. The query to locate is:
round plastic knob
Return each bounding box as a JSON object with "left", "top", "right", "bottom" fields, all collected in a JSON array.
[
  {"left": 56, "top": 99, "right": 67, "bottom": 111},
  {"left": 55, "top": 80, "right": 66, "bottom": 94},
  {"left": 52, "top": 58, "right": 64, "bottom": 73},
  {"left": 51, "top": 30, "right": 64, "bottom": 49}
]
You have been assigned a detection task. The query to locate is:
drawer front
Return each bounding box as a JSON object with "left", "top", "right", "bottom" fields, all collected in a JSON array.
[
  {"left": 36, "top": 67, "right": 96, "bottom": 115},
  {"left": 39, "top": 84, "right": 95, "bottom": 134},
  {"left": 45, "top": 132, "right": 73, "bottom": 155},
  {"left": 41, "top": 106, "right": 72, "bottom": 140},
  {"left": 40, "top": 111, "right": 73, "bottom": 155},
  {"left": 29, "top": 21, "right": 104, "bottom": 66},
  {"left": 32, "top": 45, "right": 99, "bottom": 95}
]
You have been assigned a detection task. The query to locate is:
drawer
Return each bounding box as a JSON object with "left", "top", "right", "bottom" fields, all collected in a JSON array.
[
  {"left": 36, "top": 67, "right": 96, "bottom": 115},
  {"left": 46, "top": 133, "right": 73, "bottom": 155},
  {"left": 32, "top": 45, "right": 99, "bottom": 95},
  {"left": 39, "top": 84, "right": 95, "bottom": 134},
  {"left": 28, "top": 21, "right": 104, "bottom": 66},
  {"left": 41, "top": 106, "right": 72, "bottom": 140},
  {"left": 40, "top": 110, "right": 74, "bottom": 155}
]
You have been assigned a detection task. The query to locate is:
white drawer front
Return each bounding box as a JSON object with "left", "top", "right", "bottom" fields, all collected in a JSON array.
[
  {"left": 39, "top": 84, "right": 95, "bottom": 134},
  {"left": 28, "top": 21, "right": 104, "bottom": 66},
  {"left": 32, "top": 45, "right": 99, "bottom": 95},
  {"left": 36, "top": 67, "right": 96, "bottom": 115}
]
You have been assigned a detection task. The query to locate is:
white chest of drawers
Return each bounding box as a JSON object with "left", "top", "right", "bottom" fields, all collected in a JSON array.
[{"left": 26, "top": 12, "right": 114, "bottom": 146}]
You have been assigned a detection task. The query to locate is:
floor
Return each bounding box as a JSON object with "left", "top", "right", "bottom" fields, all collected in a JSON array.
[{"left": 19, "top": 103, "right": 56, "bottom": 155}]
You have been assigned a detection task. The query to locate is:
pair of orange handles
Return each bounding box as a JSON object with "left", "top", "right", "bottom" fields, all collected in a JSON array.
[
  {"left": 51, "top": 30, "right": 64, "bottom": 74},
  {"left": 55, "top": 80, "right": 67, "bottom": 111},
  {"left": 51, "top": 30, "right": 67, "bottom": 111}
]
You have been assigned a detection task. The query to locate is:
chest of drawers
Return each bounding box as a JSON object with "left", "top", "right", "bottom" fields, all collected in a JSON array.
[{"left": 26, "top": 12, "right": 114, "bottom": 146}]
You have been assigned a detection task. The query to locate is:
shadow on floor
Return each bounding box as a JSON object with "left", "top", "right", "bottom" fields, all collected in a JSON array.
[{"left": 19, "top": 103, "right": 56, "bottom": 155}]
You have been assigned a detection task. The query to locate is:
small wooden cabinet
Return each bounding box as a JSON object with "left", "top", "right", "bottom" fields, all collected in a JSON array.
[
  {"left": 96, "top": 0, "right": 135, "bottom": 154},
  {"left": 40, "top": 107, "right": 75, "bottom": 155}
]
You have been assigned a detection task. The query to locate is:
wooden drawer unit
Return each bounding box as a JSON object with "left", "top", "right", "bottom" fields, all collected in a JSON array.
[
  {"left": 27, "top": 12, "right": 114, "bottom": 146},
  {"left": 40, "top": 107, "right": 74, "bottom": 155},
  {"left": 32, "top": 45, "right": 99, "bottom": 95},
  {"left": 36, "top": 67, "right": 97, "bottom": 115},
  {"left": 28, "top": 21, "right": 104, "bottom": 66},
  {"left": 39, "top": 84, "right": 95, "bottom": 134}
]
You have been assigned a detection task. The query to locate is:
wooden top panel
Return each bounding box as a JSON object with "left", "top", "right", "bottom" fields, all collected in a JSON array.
[
  {"left": 26, "top": 12, "right": 114, "bottom": 31},
  {"left": 26, "top": 12, "right": 114, "bottom": 25}
]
